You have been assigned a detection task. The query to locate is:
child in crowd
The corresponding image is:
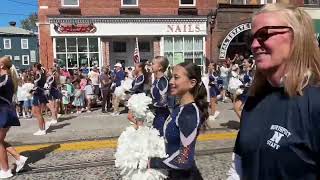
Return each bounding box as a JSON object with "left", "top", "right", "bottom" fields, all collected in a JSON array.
[
  {"left": 21, "top": 77, "right": 34, "bottom": 118},
  {"left": 16, "top": 79, "right": 24, "bottom": 117},
  {"left": 61, "top": 85, "right": 70, "bottom": 114},
  {"left": 84, "top": 79, "right": 94, "bottom": 112},
  {"left": 72, "top": 83, "right": 84, "bottom": 114}
]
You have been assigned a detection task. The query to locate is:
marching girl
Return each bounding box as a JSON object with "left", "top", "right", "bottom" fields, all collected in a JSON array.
[
  {"left": 233, "top": 58, "right": 254, "bottom": 119},
  {"left": 149, "top": 62, "right": 208, "bottom": 179},
  {"left": 129, "top": 62, "right": 146, "bottom": 94},
  {"left": 0, "top": 56, "right": 28, "bottom": 178},
  {"left": 208, "top": 62, "right": 221, "bottom": 121},
  {"left": 45, "top": 68, "right": 61, "bottom": 124},
  {"left": 32, "top": 63, "right": 49, "bottom": 136},
  {"left": 150, "top": 56, "right": 170, "bottom": 137}
]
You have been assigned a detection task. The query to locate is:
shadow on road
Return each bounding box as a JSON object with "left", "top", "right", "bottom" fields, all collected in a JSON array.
[
  {"left": 18, "top": 144, "right": 61, "bottom": 172},
  {"left": 46, "top": 123, "right": 70, "bottom": 133},
  {"left": 220, "top": 120, "right": 240, "bottom": 130},
  {"left": 57, "top": 115, "right": 77, "bottom": 123}
]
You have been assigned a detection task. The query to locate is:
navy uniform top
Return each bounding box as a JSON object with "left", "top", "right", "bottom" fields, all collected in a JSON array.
[
  {"left": 33, "top": 70, "right": 46, "bottom": 95},
  {"left": 114, "top": 70, "right": 125, "bottom": 87},
  {"left": 45, "top": 73, "right": 57, "bottom": 90},
  {"left": 151, "top": 76, "right": 169, "bottom": 108},
  {"left": 235, "top": 85, "right": 320, "bottom": 180},
  {"left": 209, "top": 72, "right": 219, "bottom": 88},
  {"left": 242, "top": 70, "right": 253, "bottom": 88},
  {"left": 150, "top": 103, "right": 202, "bottom": 170},
  {"left": 130, "top": 74, "right": 145, "bottom": 94},
  {"left": 0, "top": 75, "right": 14, "bottom": 105}
]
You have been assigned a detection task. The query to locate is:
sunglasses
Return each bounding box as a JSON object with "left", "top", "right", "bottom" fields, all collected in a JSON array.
[{"left": 249, "top": 26, "right": 292, "bottom": 45}]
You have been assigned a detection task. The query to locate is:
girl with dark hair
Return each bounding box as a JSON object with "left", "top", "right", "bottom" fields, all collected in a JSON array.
[
  {"left": 45, "top": 68, "right": 61, "bottom": 124},
  {"left": 129, "top": 62, "right": 146, "bottom": 94},
  {"left": 0, "top": 56, "right": 28, "bottom": 178},
  {"left": 208, "top": 62, "right": 221, "bottom": 121},
  {"left": 32, "top": 63, "right": 50, "bottom": 136},
  {"left": 150, "top": 56, "right": 170, "bottom": 136},
  {"left": 149, "top": 62, "right": 208, "bottom": 179}
]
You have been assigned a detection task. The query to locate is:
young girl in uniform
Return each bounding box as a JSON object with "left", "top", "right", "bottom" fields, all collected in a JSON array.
[
  {"left": 149, "top": 62, "right": 208, "bottom": 179},
  {"left": 150, "top": 56, "right": 170, "bottom": 136},
  {"left": 0, "top": 56, "right": 28, "bottom": 178},
  {"left": 32, "top": 63, "right": 50, "bottom": 136}
]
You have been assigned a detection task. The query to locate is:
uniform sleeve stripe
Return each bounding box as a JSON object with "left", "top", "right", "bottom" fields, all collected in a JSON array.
[
  {"left": 0, "top": 75, "right": 8, "bottom": 88},
  {"left": 175, "top": 106, "right": 184, "bottom": 127},
  {"left": 180, "top": 129, "right": 197, "bottom": 147},
  {"left": 163, "top": 150, "right": 181, "bottom": 169}
]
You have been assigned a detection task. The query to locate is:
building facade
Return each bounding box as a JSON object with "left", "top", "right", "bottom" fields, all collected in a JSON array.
[
  {"left": 38, "top": 0, "right": 217, "bottom": 71},
  {"left": 0, "top": 23, "right": 39, "bottom": 70}
]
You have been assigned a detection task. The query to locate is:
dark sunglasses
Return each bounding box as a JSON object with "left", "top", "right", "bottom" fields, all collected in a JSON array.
[{"left": 248, "top": 26, "right": 292, "bottom": 45}]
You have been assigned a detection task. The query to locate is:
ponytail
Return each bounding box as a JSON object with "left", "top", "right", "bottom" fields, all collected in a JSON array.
[
  {"left": 10, "top": 64, "right": 19, "bottom": 93},
  {"left": 194, "top": 82, "right": 209, "bottom": 126}
]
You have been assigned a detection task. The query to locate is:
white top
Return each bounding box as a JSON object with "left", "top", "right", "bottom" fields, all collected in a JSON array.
[
  {"left": 84, "top": 85, "right": 94, "bottom": 95},
  {"left": 88, "top": 71, "right": 100, "bottom": 85},
  {"left": 21, "top": 83, "right": 34, "bottom": 101},
  {"left": 220, "top": 66, "right": 230, "bottom": 78}
]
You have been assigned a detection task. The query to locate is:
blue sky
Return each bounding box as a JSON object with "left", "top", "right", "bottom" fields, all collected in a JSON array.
[{"left": 0, "top": 0, "right": 38, "bottom": 27}]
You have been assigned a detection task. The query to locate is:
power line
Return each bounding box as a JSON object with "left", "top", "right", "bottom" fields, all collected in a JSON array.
[{"left": 6, "top": 0, "right": 38, "bottom": 7}]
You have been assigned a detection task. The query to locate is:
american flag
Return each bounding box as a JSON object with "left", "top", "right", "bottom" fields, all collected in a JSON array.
[{"left": 133, "top": 37, "right": 140, "bottom": 64}]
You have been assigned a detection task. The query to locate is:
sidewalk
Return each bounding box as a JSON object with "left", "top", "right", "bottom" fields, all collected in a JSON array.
[{"left": 7, "top": 102, "right": 239, "bottom": 146}]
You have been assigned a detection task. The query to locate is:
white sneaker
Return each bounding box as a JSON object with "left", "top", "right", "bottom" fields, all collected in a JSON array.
[
  {"left": 213, "top": 111, "right": 220, "bottom": 119},
  {"left": 16, "top": 156, "right": 28, "bottom": 173},
  {"left": 50, "top": 119, "right": 58, "bottom": 125},
  {"left": 57, "top": 114, "right": 62, "bottom": 118},
  {"left": 33, "top": 130, "right": 46, "bottom": 136},
  {"left": 76, "top": 111, "right": 81, "bottom": 114},
  {"left": 45, "top": 121, "right": 51, "bottom": 131},
  {"left": 0, "top": 169, "right": 13, "bottom": 179},
  {"left": 111, "top": 112, "right": 120, "bottom": 116}
]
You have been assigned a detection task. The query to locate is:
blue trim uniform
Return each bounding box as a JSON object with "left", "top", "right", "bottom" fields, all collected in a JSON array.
[
  {"left": 237, "top": 70, "right": 253, "bottom": 103},
  {"left": 150, "top": 103, "right": 203, "bottom": 179},
  {"left": 32, "top": 71, "right": 48, "bottom": 106},
  {"left": 151, "top": 76, "right": 170, "bottom": 136},
  {"left": 130, "top": 74, "right": 145, "bottom": 94},
  {"left": 46, "top": 73, "right": 62, "bottom": 101},
  {"left": 0, "top": 75, "right": 20, "bottom": 128},
  {"left": 208, "top": 73, "right": 220, "bottom": 98},
  {"left": 235, "top": 85, "right": 320, "bottom": 179}
]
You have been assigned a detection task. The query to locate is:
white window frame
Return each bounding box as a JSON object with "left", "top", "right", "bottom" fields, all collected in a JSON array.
[
  {"left": 61, "top": 0, "right": 79, "bottom": 7},
  {"left": 260, "top": 0, "right": 277, "bottom": 4},
  {"left": 21, "top": 39, "right": 29, "bottom": 49},
  {"left": 121, "top": 0, "right": 139, "bottom": 7},
  {"left": 22, "top": 55, "right": 30, "bottom": 65},
  {"left": 3, "top": 38, "right": 11, "bottom": 49},
  {"left": 179, "top": 0, "right": 196, "bottom": 6}
]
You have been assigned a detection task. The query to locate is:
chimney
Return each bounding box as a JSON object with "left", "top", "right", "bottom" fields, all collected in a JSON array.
[{"left": 9, "top": 21, "right": 16, "bottom": 27}]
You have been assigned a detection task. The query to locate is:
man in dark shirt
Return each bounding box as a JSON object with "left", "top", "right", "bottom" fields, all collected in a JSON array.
[{"left": 100, "top": 67, "right": 112, "bottom": 113}]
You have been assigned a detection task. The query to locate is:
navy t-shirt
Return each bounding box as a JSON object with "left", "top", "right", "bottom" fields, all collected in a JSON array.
[{"left": 235, "top": 85, "right": 320, "bottom": 180}]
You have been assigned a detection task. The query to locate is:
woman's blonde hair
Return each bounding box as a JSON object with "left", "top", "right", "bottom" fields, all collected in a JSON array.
[
  {"left": 250, "top": 3, "right": 320, "bottom": 97},
  {"left": 0, "top": 56, "right": 19, "bottom": 93}
]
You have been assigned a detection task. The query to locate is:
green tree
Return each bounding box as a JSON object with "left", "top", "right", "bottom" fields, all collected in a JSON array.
[{"left": 20, "top": 12, "right": 38, "bottom": 32}]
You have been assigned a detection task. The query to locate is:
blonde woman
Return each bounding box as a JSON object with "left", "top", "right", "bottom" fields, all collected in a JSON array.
[
  {"left": 228, "top": 4, "right": 320, "bottom": 179},
  {"left": 0, "top": 57, "right": 28, "bottom": 178}
]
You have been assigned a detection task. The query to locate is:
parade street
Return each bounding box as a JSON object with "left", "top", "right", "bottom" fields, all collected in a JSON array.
[{"left": 6, "top": 102, "right": 239, "bottom": 180}]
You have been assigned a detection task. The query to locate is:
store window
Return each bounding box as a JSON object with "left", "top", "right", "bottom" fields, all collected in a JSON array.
[
  {"left": 304, "top": 0, "right": 319, "bottom": 5},
  {"left": 55, "top": 37, "right": 99, "bottom": 70},
  {"left": 164, "top": 36, "right": 204, "bottom": 69},
  {"left": 139, "top": 41, "right": 150, "bottom": 52},
  {"left": 180, "top": 0, "right": 196, "bottom": 6},
  {"left": 260, "top": 0, "right": 277, "bottom": 4},
  {"left": 113, "top": 42, "right": 126, "bottom": 52},
  {"left": 122, "top": 0, "right": 138, "bottom": 6},
  {"left": 62, "top": 0, "right": 79, "bottom": 6}
]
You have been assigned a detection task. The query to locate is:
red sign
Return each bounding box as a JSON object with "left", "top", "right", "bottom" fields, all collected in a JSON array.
[{"left": 54, "top": 23, "right": 97, "bottom": 33}]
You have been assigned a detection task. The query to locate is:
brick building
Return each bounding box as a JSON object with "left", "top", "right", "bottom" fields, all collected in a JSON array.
[
  {"left": 39, "top": 0, "right": 312, "bottom": 71},
  {"left": 38, "top": 0, "right": 216, "bottom": 71}
]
